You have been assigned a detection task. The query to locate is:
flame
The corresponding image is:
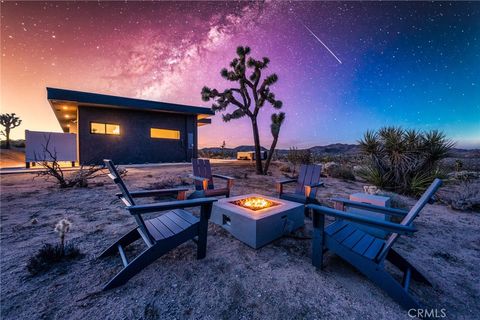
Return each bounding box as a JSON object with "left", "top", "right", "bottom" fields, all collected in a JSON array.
[{"left": 231, "top": 197, "right": 279, "bottom": 211}]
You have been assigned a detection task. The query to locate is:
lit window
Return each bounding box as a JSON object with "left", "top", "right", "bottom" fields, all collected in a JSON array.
[
  {"left": 106, "top": 124, "right": 120, "bottom": 135},
  {"left": 90, "top": 122, "right": 120, "bottom": 135},
  {"left": 91, "top": 122, "right": 106, "bottom": 134},
  {"left": 150, "top": 128, "right": 180, "bottom": 140}
]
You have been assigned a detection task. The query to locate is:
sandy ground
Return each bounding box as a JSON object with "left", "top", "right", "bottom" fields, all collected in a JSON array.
[
  {"left": 0, "top": 148, "right": 25, "bottom": 168},
  {"left": 1, "top": 162, "right": 479, "bottom": 320}
]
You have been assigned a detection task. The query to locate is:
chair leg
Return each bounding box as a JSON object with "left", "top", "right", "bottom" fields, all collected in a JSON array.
[
  {"left": 103, "top": 239, "right": 179, "bottom": 290},
  {"left": 387, "top": 249, "right": 432, "bottom": 285},
  {"left": 362, "top": 264, "right": 422, "bottom": 310},
  {"left": 312, "top": 213, "right": 325, "bottom": 269},
  {"left": 196, "top": 217, "right": 209, "bottom": 260},
  {"left": 328, "top": 240, "right": 423, "bottom": 310},
  {"left": 304, "top": 206, "right": 311, "bottom": 219},
  {"left": 98, "top": 228, "right": 140, "bottom": 258}
]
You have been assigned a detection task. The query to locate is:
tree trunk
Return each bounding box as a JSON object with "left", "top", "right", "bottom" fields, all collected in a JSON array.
[
  {"left": 5, "top": 128, "right": 10, "bottom": 149},
  {"left": 251, "top": 118, "right": 263, "bottom": 174},
  {"left": 263, "top": 136, "right": 278, "bottom": 174}
]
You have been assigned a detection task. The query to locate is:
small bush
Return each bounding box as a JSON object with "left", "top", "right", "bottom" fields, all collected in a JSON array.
[
  {"left": 287, "top": 147, "right": 312, "bottom": 175},
  {"left": 328, "top": 166, "right": 356, "bottom": 181},
  {"left": 144, "top": 302, "right": 160, "bottom": 320},
  {"left": 279, "top": 164, "right": 292, "bottom": 173},
  {"left": 443, "top": 178, "right": 480, "bottom": 212},
  {"left": 27, "top": 242, "right": 81, "bottom": 275}
]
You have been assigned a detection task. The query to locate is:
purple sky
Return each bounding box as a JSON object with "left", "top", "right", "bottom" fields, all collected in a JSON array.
[{"left": 2, "top": 1, "right": 479, "bottom": 148}]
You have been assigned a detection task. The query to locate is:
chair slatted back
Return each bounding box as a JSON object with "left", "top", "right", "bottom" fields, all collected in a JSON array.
[
  {"left": 104, "top": 159, "right": 153, "bottom": 243},
  {"left": 192, "top": 159, "right": 214, "bottom": 191},
  {"left": 376, "top": 178, "right": 442, "bottom": 262},
  {"left": 295, "top": 164, "right": 322, "bottom": 196}
]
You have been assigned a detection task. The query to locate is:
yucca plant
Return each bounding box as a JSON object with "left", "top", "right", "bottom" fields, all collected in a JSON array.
[{"left": 358, "top": 126, "right": 453, "bottom": 196}]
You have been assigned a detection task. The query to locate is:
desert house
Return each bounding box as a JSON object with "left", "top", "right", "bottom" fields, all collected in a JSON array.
[{"left": 25, "top": 87, "right": 214, "bottom": 166}]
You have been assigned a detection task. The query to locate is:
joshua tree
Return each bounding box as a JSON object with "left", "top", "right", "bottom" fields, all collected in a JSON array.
[
  {"left": 0, "top": 113, "right": 22, "bottom": 149},
  {"left": 221, "top": 140, "right": 226, "bottom": 158},
  {"left": 202, "top": 46, "right": 283, "bottom": 174},
  {"left": 263, "top": 112, "right": 285, "bottom": 174}
]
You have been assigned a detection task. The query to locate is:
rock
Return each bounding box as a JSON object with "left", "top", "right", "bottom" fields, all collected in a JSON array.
[{"left": 447, "top": 171, "right": 479, "bottom": 180}]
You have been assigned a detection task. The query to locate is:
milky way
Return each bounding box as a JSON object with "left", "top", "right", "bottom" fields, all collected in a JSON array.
[{"left": 1, "top": 1, "right": 479, "bottom": 148}]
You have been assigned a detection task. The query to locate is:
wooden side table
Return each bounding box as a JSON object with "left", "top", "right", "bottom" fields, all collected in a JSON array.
[{"left": 348, "top": 193, "right": 391, "bottom": 238}]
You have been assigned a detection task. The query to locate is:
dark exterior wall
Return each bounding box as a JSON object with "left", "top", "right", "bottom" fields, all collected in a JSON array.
[{"left": 77, "top": 106, "right": 197, "bottom": 165}]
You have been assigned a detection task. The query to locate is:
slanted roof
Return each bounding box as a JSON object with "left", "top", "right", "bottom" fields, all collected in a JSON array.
[{"left": 47, "top": 87, "right": 214, "bottom": 131}]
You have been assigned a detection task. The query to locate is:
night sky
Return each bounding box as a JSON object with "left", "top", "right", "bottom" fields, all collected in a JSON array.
[{"left": 1, "top": 1, "right": 479, "bottom": 148}]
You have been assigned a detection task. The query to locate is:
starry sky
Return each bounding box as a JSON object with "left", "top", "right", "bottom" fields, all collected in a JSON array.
[{"left": 1, "top": 1, "right": 479, "bottom": 148}]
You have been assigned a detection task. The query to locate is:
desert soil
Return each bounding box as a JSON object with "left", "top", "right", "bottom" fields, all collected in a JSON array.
[
  {"left": 0, "top": 148, "right": 25, "bottom": 168},
  {"left": 1, "top": 162, "right": 479, "bottom": 320}
]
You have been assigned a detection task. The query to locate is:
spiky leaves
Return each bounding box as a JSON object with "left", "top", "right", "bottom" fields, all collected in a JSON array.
[
  {"left": 270, "top": 112, "right": 286, "bottom": 138},
  {"left": 358, "top": 126, "right": 453, "bottom": 195}
]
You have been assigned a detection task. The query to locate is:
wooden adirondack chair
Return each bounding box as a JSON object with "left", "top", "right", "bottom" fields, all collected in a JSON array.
[
  {"left": 276, "top": 164, "right": 323, "bottom": 215},
  {"left": 99, "top": 159, "right": 217, "bottom": 290},
  {"left": 307, "top": 179, "right": 442, "bottom": 309},
  {"left": 189, "top": 158, "right": 234, "bottom": 198}
]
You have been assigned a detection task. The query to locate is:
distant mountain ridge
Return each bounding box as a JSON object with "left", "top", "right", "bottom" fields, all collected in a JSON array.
[{"left": 200, "top": 143, "right": 479, "bottom": 158}]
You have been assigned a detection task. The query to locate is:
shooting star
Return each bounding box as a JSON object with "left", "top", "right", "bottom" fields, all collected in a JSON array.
[{"left": 303, "top": 24, "right": 342, "bottom": 64}]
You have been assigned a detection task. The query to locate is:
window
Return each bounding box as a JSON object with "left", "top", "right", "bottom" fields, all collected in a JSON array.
[
  {"left": 90, "top": 122, "right": 120, "bottom": 135},
  {"left": 150, "top": 128, "right": 180, "bottom": 140},
  {"left": 106, "top": 124, "right": 120, "bottom": 135}
]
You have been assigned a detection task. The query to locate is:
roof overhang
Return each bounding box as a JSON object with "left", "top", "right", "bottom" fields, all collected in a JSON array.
[{"left": 47, "top": 87, "right": 214, "bottom": 132}]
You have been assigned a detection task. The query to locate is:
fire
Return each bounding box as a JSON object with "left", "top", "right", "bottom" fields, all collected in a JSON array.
[{"left": 231, "top": 197, "right": 279, "bottom": 211}]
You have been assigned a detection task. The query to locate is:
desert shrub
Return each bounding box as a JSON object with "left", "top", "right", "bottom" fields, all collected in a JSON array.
[
  {"left": 27, "top": 242, "right": 81, "bottom": 275},
  {"left": 146, "top": 177, "right": 189, "bottom": 200},
  {"left": 328, "top": 166, "right": 356, "bottom": 181},
  {"left": 27, "top": 218, "right": 82, "bottom": 275},
  {"left": 34, "top": 135, "right": 107, "bottom": 188},
  {"left": 358, "top": 127, "right": 453, "bottom": 196},
  {"left": 151, "top": 179, "right": 176, "bottom": 189},
  {"left": 442, "top": 178, "right": 480, "bottom": 212},
  {"left": 1, "top": 139, "right": 25, "bottom": 148},
  {"left": 144, "top": 302, "right": 160, "bottom": 320},
  {"left": 287, "top": 147, "right": 312, "bottom": 175},
  {"left": 279, "top": 164, "right": 292, "bottom": 173},
  {"left": 454, "top": 159, "right": 463, "bottom": 172}
]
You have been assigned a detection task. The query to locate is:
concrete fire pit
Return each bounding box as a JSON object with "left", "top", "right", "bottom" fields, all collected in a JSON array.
[{"left": 211, "top": 194, "right": 304, "bottom": 249}]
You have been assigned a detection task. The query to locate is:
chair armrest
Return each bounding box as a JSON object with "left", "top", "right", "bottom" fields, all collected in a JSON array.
[
  {"left": 307, "top": 204, "right": 416, "bottom": 235},
  {"left": 212, "top": 174, "right": 235, "bottom": 181},
  {"left": 276, "top": 179, "right": 297, "bottom": 185},
  {"left": 128, "top": 198, "right": 217, "bottom": 215},
  {"left": 212, "top": 174, "right": 234, "bottom": 189},
  {"left": 331, "top": 197, "right": 409, "bottom": 217},
  {"left": 189, "top": 174, "right": 209, "bottom": 182},
  {"left": 188, "top": 174, "right": 210, "bottom": 190},
  {"left": 304, "top": 182, "right": 324, "bottom": 198},
  {"left": 307, "top": 182, "right": 324, "bottom": 188},
  {"left": 276, "top": 179, "right": 297, "bottom": 195},
  {"left": 117, "top": 187, "right": 189, "bottom": 199}
]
